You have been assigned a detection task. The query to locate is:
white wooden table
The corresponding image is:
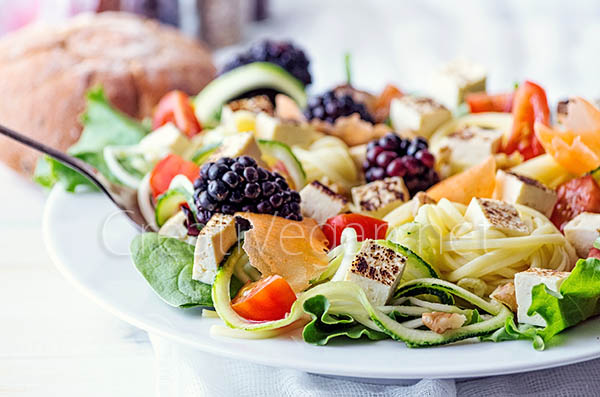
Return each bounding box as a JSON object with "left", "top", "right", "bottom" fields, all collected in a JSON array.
[{"left": 2, "top": 1, "right": 600, "bottom": 395}]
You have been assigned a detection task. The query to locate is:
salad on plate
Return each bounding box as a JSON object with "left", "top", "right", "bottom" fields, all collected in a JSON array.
[{"left": 36, "top": 40, "right": 600, "bottom": 350}]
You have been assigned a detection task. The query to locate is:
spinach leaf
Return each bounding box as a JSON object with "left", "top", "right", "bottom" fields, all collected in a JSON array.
[
  {"left": 131, "top": 233, "right": 212, "bottom": 307},
  {"left": 302, "top": 295, "right": 388, "bottom": 345},
  {"left": 34, "top": 86, "right": 149, "bottom": 191}
]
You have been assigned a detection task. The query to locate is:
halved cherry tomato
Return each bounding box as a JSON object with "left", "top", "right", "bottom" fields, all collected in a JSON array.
[
  {"left": 322, "top": 213, "right": 388, "bottom": 248},
  {"left": 152, "top": 90, "right": 202, "bottom": 137},
  {"left": 466, "top": 92, "right": 514, "bottom": 113},
  {"left": 502, "top": 81, "right": 549, "bottom": 161},
  {"left": 589, "top": 247, "right": 600, "bottom": 260},
  {"left": 149, "top": 154, "right": 200, "bottom": 199},
  {"left": 231, "top": 275, "right": 297, "bottom": 322},
  {"left": 551, "top": 175, "right": 600, "bottom": 232}
]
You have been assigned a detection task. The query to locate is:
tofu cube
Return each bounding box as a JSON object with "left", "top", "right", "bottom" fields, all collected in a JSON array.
[
  {"left": 351, "top": 177, "right": 409, "bottom": 218},
  {"left": 390, "top": 96, "right": 451, "bottom": 138},
  {"left": 465, "top": 197, "right": 530, "bottom": 236},
  {"left": 343, "top": 240, "right": 406, "bottom": 306},
  {"left": 299, "top": 181, "right": 349, "bottom": 225},
  {"left": 193, "top": 214, "right": 239, "bottom": 284},
  {"left": 158, "top": 211, "right": 197, "bottom": 245},
  {"left": 429, "top": 59, "right": 487, "bottom": 109},
  {"left": 494, "top": 170, "right": 558, "bottom": 218},
  {"left": 438, "top": 126, "right": 503, "bottom": 174},
  {"left": 515, "top": 268, "right": 570, "bottom": 326},
  {"left": 563, "top": 212, "right": 600, "bottom": 258},
  {"left": 206, "top": 132, "right": 266, "bottom": 167},
  {"left": 138, "top": 123, "right": 191, "bottom": 160},
  {"left": 255, "top": 112, "right": 315, "bottom": 148}
]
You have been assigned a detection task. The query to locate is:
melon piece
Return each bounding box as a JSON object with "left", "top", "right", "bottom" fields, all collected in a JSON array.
[{"left": 427, "top": 156, "right": 496, "bottom": 204}]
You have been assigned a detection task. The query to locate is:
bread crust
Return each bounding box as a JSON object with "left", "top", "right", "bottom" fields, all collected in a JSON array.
[{"left": 0, "top": 12, "right": 215, "bottom": 176}]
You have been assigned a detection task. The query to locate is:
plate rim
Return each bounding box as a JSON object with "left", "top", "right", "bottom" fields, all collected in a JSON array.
[{"left": 42, "top": 186, "right": 600, "bottom": 380}]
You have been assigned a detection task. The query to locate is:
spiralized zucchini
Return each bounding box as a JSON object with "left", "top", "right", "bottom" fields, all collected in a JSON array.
[
  {"left": 293, "top": 136, "right": 360, "bottom": 192},
  {"left": 387, "top": 198, "right": 577, "bottom": 291}
]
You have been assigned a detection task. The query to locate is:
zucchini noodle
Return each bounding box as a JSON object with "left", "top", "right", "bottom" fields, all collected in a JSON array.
[
  {"left": 293, "top": 136, "right": 360, "bottom": 192},
  {"left": 388, "top": 198, "right": 577, "bottom": 291}
]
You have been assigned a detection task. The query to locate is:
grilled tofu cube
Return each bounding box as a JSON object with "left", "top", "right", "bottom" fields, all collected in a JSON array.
[
  {"left": 192, "top": 214, "right": 239, "bottom": 284},
  {"left": 352, "top": 177, "right": 410, "bottom": 218},
  {"left": 465, "top": 197, "right": 529, "bottom": 236},
  {"left": 390, "top": 96, "right": 451, "bottom": 138},
  {"left": 429, "top": 59, "right": 487, "bottom": 109},
  {"left": 299, "top": 181, "right": 349, "bottom": 225},
  {"left": 342, "top": 240, "right": 406, "bottom": 306},
  {"left": 438, "top": 126, "right": 503, "bottom": 174},
  {"left": 255, "top": 112, "right": 316, "bottom": 148},
  {"left": 515, "top": 268, "right": 570, "bottom": 326},
  {"left": 563, "top": 212, "right": 600, "bottom": 258},
  {"left": 206, "top": 132, "right": 266, "bottom": 166},
  {"left": 158, "top": 211, "right": 197, "bottom": 245},
  {"left": 494, "top": 170, "right": 558, "bottom": 218},
  {"left": 138, "top": 123, "right": 190, "bottom": 160}
]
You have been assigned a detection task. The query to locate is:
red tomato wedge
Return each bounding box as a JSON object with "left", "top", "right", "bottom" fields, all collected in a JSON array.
[
  {"left": 589, "top": 247, "right": 600, "bottom": 259},
  {"left": 231, "top": 275, "right": 297, "bottom": 322},
  {"left": 535, "top": 97, "right": 600, "bottom": 174},
  {"left": 322, "top": 213, "right": 388, "bottom": 248},
  {"left": 149, "top": 154, "right": 200, "bottom": 199},
  {"left": 152, "top": 90, "right": 202, "bottom": 137},
  {"left": 502, "top": 81, "right": 549, "bottom": 161},
  {"left": 550, "top": 175, "right": 600, "bottom": 232},
  {"left": 466, "top": 92, "right": 514, "bottom": 113}
]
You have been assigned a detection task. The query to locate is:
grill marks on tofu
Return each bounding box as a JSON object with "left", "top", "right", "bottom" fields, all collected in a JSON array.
[
  {"left": 352, "top": 176, "right": 409, "bottom": 216},
  {"left": 299, "top": 181, "right": 348, "bottom": 224},
  {"left": 349, "top": 241, "right": 406, "bottom": 287}
]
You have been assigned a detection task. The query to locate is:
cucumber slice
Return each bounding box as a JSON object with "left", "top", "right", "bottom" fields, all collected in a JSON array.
[
  {"left": 192, "top": 142, "right": 221, "bottom": 165},
  {"left": 194, "top": 62, "right": 307, "bottom": 126},
  {"left": 377, "top": 240, "right": 440, "bottom": 282},
  {"left": 154, "top": 175, "right": 195, "bottom": 227},
  {"left": 257, "top": 139, "right": 306, "bottom": 189}
]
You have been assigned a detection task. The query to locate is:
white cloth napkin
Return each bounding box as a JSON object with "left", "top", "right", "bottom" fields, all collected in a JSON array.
[{"left": 150, "top": 334, "right": 600, "bottom": 396}]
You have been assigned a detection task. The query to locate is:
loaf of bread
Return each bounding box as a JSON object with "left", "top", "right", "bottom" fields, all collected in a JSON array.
[{"left": 0, "top": 12, "right": 215, "bottom": 177}]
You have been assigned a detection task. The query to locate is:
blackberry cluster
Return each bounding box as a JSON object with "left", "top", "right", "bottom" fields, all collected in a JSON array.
[
  {"left": 304, "top": 90, "right": 374, "bottom": 124},
  {"left": 221, "top": 40, "right": 312, "bottom": 86},
  {"left": 193, "top": 156, "right": 302, "bottom": 224},
  {"left": 364, "top": 133, "right": 439, "bottom": 196}
]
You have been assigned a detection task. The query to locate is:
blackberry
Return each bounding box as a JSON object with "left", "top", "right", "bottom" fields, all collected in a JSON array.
[
  {"left": 221, "top": 40, "right": 312, "bottom": 86},
  {"left": 193, "top": 156, "right": 303, "bottom": 224},
  {"left": 304, "top": 90, "right": 374, "bottom": 124},
  {"left": 364, "top": 133, "right": 439, "bottom": 197}
]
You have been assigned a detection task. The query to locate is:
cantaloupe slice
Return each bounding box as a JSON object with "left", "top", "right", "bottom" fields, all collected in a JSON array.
[{"left": 427, "top": 156, "right": 496, "bottom": 204}]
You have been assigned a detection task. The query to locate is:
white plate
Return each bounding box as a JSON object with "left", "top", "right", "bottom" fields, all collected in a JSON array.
[{"left": 43, "top": 187, "right": 600, "bottom": 380}]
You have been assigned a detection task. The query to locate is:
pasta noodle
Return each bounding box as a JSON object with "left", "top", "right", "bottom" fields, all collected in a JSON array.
[
  {"left": 293, "top": 136, "right": 360, "bottom": 192},
  {"left": 388, "top": 198, "right": 577, "bottom": 292}
]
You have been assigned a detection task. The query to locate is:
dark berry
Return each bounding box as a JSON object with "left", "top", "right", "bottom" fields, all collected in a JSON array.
[
  {"left": 243, "top": 167, "right": 259, "bottom": 182},
  {"left": 231, "top": 162, "right": 245, "bottom": 175},
  {"left": 220, "top": 40, "right": 312, "bottom": 86},
  {"left": 244, "top": 182, "right": 261, "bottom": 199},
  {"left": 230, "top": 191, "right": 244, "bottom": 203},
  {"left": 257, "top": 167, "right": 269, "bottom": 181},
  {"left": 222, "top": 171, "right": 240, "bottom": 188},
  {"left": 238, "top": 156, "right": 256, "bottom": 168},
  {"left": 198, "top": 191, "right": 216, "bottom": 211},
  {"left": 416, "top": 150, "right": 435, "bottom": 168},
  {"left": 257, "top": 201, "right": 273, "bottom": 213},
  {"left": 208, "top": 163, "right": 228, "bottom": 180},
  {"left": 208, "top": 180, "right": 228, "bottom": 201},
  {"left": 376, "top": 151, "right": 397, "bottom": 168},
  {"left": 200, "top": 162, "right": 213, "bottom": 180},
  {"left": 386, "top": 158, "right": 407, "bottom": 177},
  {"left": 304, "top": 90, "right": 374, "bottom": 124},
  {"left": 275, "top": 178, "right": 288, "bottom": 190},
  {"left": 262, "top": 181, "right": 276, "bottom": 196},
  {"left": 270, "top": 194, "right": 284, "bottom": 208},
  {"left": 366, "top": 146, "right": 383, "bottom": 164}
]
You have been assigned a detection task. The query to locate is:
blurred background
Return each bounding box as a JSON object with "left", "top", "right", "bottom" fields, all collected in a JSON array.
[{"left": 1, "top": 1, "right": 600, "bottom": 395}]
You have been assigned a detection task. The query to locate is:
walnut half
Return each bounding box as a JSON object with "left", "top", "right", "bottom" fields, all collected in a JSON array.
[
  {"left": 422, "top": 312, "right": 467, "bottom": 334},
  {"left": 490, "top": 281, "right": 518, "bottom": 312}
]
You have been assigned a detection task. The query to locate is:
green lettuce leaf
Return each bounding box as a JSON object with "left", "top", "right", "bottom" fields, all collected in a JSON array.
[
  {"left": 130, "top": 233, "right": 212, "bottom": 307},
  {"left": 34, "top": 86, "right": 149, "bottom": 191},
  {"left": 302, "top": 295, "right": 388, "bottom": 345},
  {"left": 485, "top": 258, "right": 600, "bottom": 350}
]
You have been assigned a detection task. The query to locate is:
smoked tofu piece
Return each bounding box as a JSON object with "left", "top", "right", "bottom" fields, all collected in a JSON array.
[
  {"left": 342, "top": 240, "right": 406, "bottom": 306},
  {"left": 465, "top": 197, "right": 529, "bottom": 236},
  {"left": 352, "top": 177, "right": 410, "bottom": 218},
  {"left": 563, "top": 212, "right": 600, "bottom": 258},
  {"left": 299, "top": 181, "right": 349, "bottom": 225},
  {"left": 438, "top": 126, "right": 503, "bottom": 174},
  {"left": 138, "top": 123, "right": 191, "bottom": 160},
  {"left": 515, "top": 268, "right": 570, "bottom": 326},
  {"left": 206, "top": 132, "right": 266, "bottom": 167},
  {"left": 390, "top": 96, "right": 451, "bottom": 138},
  {"left": 255, "top": 112, "right": 315, "bottom": 148},
  {"left": 494, "top": 170, "right": 558, "bottom": 218},
  {"left": 192, "top": 214, "right": 239, "bottom": 284},
  {"left": 429, "top": 59, "right": 487, "bottom": 109}
]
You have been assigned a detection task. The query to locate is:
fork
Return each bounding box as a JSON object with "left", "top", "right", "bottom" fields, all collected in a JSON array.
[{"left": 0, "top": 124, "right": 149, "bottom": 231}]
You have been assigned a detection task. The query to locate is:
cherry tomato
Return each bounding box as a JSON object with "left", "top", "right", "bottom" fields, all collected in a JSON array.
[
  {"left": 149, "top": 154, "right": 200, "bottom": 199},
  {"left": 322, "top": 213, "right": 388, "bottom": 248},
  {"left": 231, "top": 275, "right": 297, "bottom": 322},
  {"left": 466, "top": 92, "right": 514, "bottom": 113},
  {"left": 503, "top": 81, "right": 549, "bottom": 161},
  {"left": 152, "top": 90, "right": 202, "bottom": 137},
  {"left": 551, "top": 175, "right": 600, "bottom": 232},
  {"left": 588, "top": 247, "right": 600, "bottom": 260}
]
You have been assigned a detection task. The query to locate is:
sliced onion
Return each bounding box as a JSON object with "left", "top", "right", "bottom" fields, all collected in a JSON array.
[
  {"left": 104, "top": 146, "right": 142, "bottom": 189},
  {"left": 137, "top": 173, "right": 158, "bottom": 231}
]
